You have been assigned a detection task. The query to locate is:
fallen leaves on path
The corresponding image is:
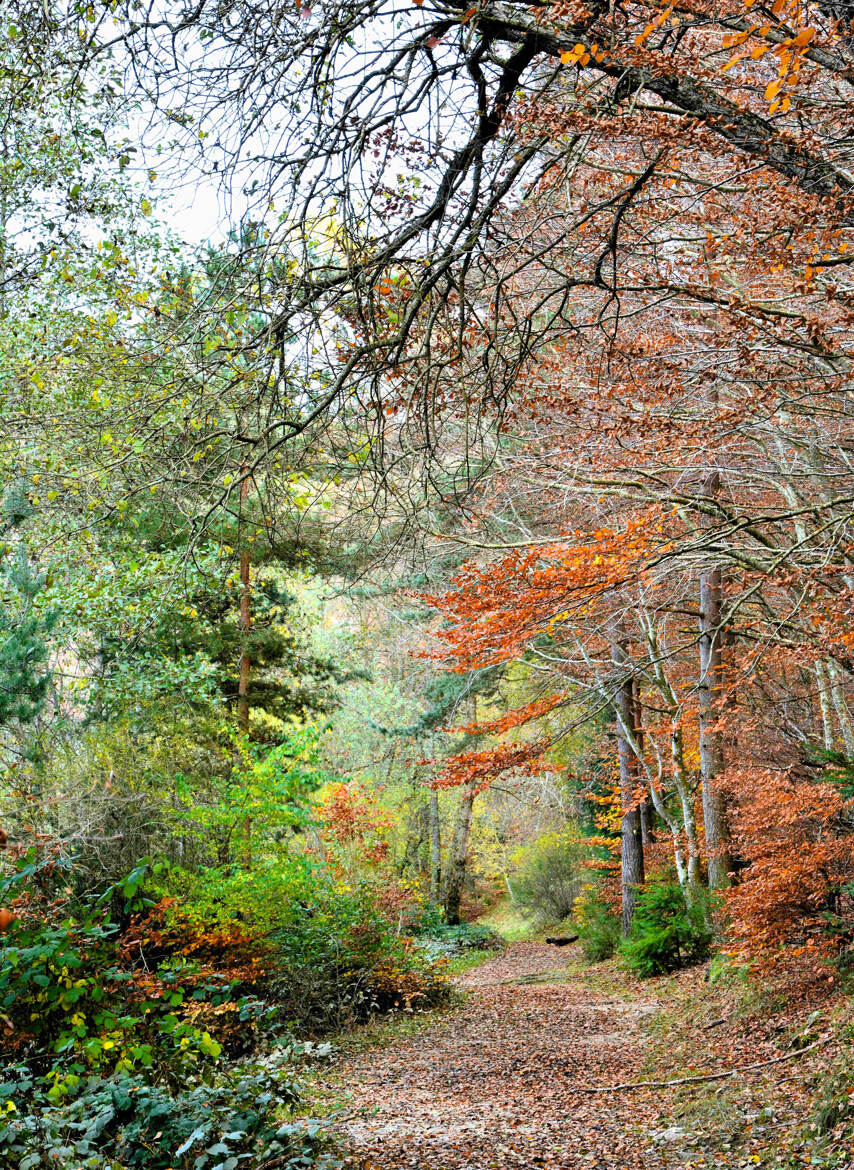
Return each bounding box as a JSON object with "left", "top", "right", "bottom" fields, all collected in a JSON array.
[{"left": 322, "top": 943, "right": 669, "bottom": 1169}]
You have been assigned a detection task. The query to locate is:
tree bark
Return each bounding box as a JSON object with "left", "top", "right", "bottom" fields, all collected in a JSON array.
[
  {"left": 699, "top": 556, "right": 733, "bottom": 889},
  {"left": 428, "top": 787, "right": 442, "bottom": 907},
  {"left": 237, "top": 546, "right": 251, "bottom": 735},
  {"left": 827, "top": 659, "right": 854, "bottom": 757},
  {"left": 237, "top": 471, "right": 252, "bottom": 867},
  {"left": 611, "top": 640, "right": 645, "bottom": 935},
  {"left": 443, "top": 782, "right": 475, "bottom": 925},
  {"left": 815, "top": 660, "right": 836, "bottom": 751},
  {"left": 632, "top": 678, "right": 653, "bottom": 847}
]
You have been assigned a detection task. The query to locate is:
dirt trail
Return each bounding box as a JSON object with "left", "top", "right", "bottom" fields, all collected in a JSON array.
[{"left": 326, "top": 942, "right": 671, "bottom": 1170}]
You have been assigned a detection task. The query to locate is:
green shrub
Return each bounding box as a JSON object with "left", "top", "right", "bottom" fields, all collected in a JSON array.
[
  {"left": 163, "top": 861, "right": 448, "bottom": 1029},
  {"left": 268, "top": 882, "right": 448, "bottom": 1026},
  {"left": 574, "top": 886, "right": 621, "bottom": 961},
  {"left": 0, "top": 1044, "right": 340, "bottom": 1170},
  {"left": 619, "top": 878, "right": 715, "bottom": 977},
  {"left": 510, "top": 828, "right": 589, "bottom": 923},
  {"left": 0, "top": 857, "right": 233, "bottom": 1082}
]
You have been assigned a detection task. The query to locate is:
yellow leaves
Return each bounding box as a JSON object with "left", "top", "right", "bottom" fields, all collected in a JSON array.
[
  {"left": 634, "top": 5, "right": 673, "bottom": 46},
  {"left": 560, "top": 43, "right": 587, "bottom": 66},
  {"left": 722, "top": 29, "right": 752, "bottom": 49},
  {"left": 560, "top": 40, "right": 603, "bottom": 66},
  {"left": 718, "top": 14, "right": 816, "bottom": 107}
]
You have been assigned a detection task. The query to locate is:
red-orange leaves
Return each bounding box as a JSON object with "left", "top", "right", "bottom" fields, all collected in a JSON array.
[
  {"left": 432, "top": 743, "right": 549, "bottom": 792},
  {"left": 449, "top": 693, "right": 565, "bottom": 737},
  {"left": 422, "top": 517, "right": 657, "bottom": 673},
  {"left": 319, "top": 781, "right": 393, "bottom": 863},
  {"left": 725, "top": 764, "right": 854, "bottom": 967}
]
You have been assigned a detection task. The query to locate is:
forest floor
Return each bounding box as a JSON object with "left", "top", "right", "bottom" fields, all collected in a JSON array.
[{"left": 311, "top": 941, "right": 854, "bottom": 1170}]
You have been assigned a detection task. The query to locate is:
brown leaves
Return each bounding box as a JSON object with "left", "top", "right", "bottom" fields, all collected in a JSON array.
[{"left": 325, "top": 943, "right": 665, "bottom": 1169}]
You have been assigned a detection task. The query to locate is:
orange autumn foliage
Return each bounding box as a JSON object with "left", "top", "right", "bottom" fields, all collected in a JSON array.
[{"left": 725, "top": 765, "right": 854, "bottom": 966}]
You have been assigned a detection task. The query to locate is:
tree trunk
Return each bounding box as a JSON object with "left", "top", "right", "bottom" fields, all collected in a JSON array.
[
  {"left": 237, "top": 546, "right": 251, "bottom": 734},
  {"left": 632, "top": 678, "right": 654, "bottom": 847},
  {"left": 611, "top": 640, "right": 645, "bottom": 935},
  {"left": 237, "top": 471, "right": 252, "bottom": 867},
  {"left": 443, "top": 782, "right": 475, "bottom": 925},
  {"left": 827, "top": 659, "right": 854, "bottom": 757},
  {"left": 815, "top": 660, "right": 835, "bottom": 751},
  {"left": 699, "top": 559, "right": 733, "bottom": 889},
  {"left": 428, "top": 787, "right": 442, "bottom": 907}
]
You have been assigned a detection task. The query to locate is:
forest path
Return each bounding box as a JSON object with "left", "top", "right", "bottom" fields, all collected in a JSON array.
[{"left": 326, "top": 941, "right": 671, "bottom": 1170}]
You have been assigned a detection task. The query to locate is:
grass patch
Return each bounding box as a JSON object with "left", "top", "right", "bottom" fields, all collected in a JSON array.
[
  {"left": 477, "top": 897, "right": 534, "bottom": 942},
  {"left": 445, "top": 947, "right": 496, "bottom": 975}
]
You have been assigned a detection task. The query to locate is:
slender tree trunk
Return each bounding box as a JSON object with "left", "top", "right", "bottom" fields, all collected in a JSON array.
[
  {"left": 237, "top": 471, "right": 252, "bottom": 867},
  {"left": 237, "top": 548, "right": 251, "bottom": 734},
  {"left": 443, "top": 782, "right": 475, "bottom": 925},
  {"left": 827, "top": 659, "right": 854, "bottom": 757},
  {"left": 642, "top": 615, "right": 704, "bottom": 906},
  {"left": 428, "top": 787, "right": 442, "bottom": 907},
  {"left": 815, "top": 661, "right": 835, "bottom": 751},
  {"left": 699, "top": 557, "right": 733, "bottom": 889},
  {"left": 670, "top": 721, "right": 704, "bottom": 897},
  {"left": 633, "top": 679, "right": 653, "bottom": 847},
  {"left": 611, "top": 640, "right": 645, "bottom": 935}
]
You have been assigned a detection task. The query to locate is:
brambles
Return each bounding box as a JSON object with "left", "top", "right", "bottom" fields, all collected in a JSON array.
[
  {"left": 0, "top": 811, "right": 448, "bottom": 1169},
  {"left": 0, "top": 1047, "right": 340, "bottom": 1170}
]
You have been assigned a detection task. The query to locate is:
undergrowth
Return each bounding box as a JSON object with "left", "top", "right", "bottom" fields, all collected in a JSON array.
[{"left": 0, "top": 846, "right": 450, "bottom": 1170}]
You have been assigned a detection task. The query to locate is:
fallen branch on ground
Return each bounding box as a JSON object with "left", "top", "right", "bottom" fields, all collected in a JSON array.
[
  {"left": 700, "top": 1016, "right": 728, "bottom": 1031},
  {"left": 578, "top": 1036, "right": 830, "bottom": 1092}
]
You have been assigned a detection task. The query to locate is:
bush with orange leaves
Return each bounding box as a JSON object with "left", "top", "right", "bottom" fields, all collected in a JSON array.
[
  {"left": 725, "top": 758, "right": 854, "bottom": 972},
  {"left": 316, "top": 781, "right": 414, "bottom": 919}
]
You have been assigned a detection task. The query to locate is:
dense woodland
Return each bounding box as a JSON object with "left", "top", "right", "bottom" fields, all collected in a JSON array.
[{"left": 1, "top": 0, "right": 854, "bottom": 1166}]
